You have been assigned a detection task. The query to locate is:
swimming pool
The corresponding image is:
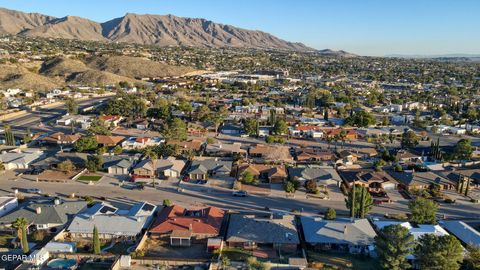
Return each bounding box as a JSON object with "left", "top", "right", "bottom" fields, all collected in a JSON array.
[{"left": 46, "top": 259, "right": 77, "bottom": 269}]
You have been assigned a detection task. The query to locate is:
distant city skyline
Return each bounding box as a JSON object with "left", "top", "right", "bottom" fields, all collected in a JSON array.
[{"left": 0, "top": 0, "right": 479, "bottom": 56}]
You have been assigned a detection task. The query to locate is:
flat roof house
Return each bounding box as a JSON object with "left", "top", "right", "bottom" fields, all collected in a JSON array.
[
  {"left": 67, "top": 201, "right": 156, "bottom": 240},
  {"left": 300, "top": 217, "right": 376, "bottom": 254},
  {"left": 226, "top": 213, "right": 300, "bottom": 253}
]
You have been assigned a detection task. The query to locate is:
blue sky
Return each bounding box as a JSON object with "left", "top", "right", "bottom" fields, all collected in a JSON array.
[{"left": 0, "top": 0, "right": 478, "bottom": 56}]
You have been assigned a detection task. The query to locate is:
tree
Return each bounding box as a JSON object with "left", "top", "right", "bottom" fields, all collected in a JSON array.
[
  {"left": 273, "top": 119, "right": 288, "bottom": 135},
  {"left": 244, "top": 118, "right": 259, "bottom": 136},
  {"left": 144, "top": 148, "right": 158, "bottom": 188},
  {"left": 196, "top": 105, "right": 211, "bottom": 121},
  {"left": 242, "top": 171, "right": 255, "bottom": 184},
  {"left": 304, "top": 179, "right": 318, "bottom": 193},
  {"left": 454, "top": 139, "right": 473, "bottom": 161},
  {"left": 112, "top": 145, "right": 123, "bottom": 155},
  {"left": 401, "top": 131, "right": 419, "bottom": 149},
  {"left": 414, "top": 234, "right": 463, "bottom": 270},
  {"left": 3, "top": 124, "right": 15, "bottom": 146},
  {"left": 375, "top": 224, "right": 415, "bottom": 270},
  {"left": 86, "top": 155, "right": 103, "bottom": 172},
  {"left": 65, "top": 98, "right": 79, "bottom": 115},
  {"left": 12, "top": 218, "right": 29, "bottom": 253},
  {"left": 92, "top": 225, "right": 101, "bottom": 254},
  {"left": 74, "top": 136, "right": 98, "bottom": 152},
  {"left": 324, "top": 208, "right": 336, "bottom": 220},
  {"left": 163, "top": 199, "right": 172, "bottom": 207},
  {"left": 463, "top": 245, "right": 480, "bottom": 270},
  {"left": 345, "top": 184, "right": 373, "bottom": 218},
  {"left": 23, "top": 128, "right": 32, "bottom": 144},
  {"left": 284, "top": 181, "right": 296, "bottom": 193},
  {"left": 163, "top": 118, "right": 187, "bottom": 141},
  {"left": 88, "top": 118, "right": 111, "bottom": 136},
  {"left": 345, "top": 110, "right": 376, "bottom": 127},
  {"left": 408, "top": 197, "right": 438, "bottom": 224},
  {"left": 57, "top": 160, "right": 76, "bottom": 173}
]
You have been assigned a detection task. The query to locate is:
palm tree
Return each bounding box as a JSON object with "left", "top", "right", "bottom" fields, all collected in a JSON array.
[
  {"left": 339, "top": 130, "right": 347, "bottom": 149},
  {"left": 12, "top": 218, "right": 29, "bottom": 253},
  {"left": 144, "top": 148, "right": 158, "bottom": 188}
]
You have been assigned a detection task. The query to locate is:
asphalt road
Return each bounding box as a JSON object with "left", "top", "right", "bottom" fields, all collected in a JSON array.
[
  {"left": 0, "top": 171, "right": 478, "bottom": 220},
  {"left": 1, "top": 96, "right": 112, "bottom": 135}
]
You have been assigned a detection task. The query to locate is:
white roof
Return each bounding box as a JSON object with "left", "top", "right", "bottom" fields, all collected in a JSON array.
[{"left": 374, "top": 221, "right": 449, "bottom": 240}]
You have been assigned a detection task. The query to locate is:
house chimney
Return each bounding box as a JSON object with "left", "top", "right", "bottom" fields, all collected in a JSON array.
[
  {"left": 189, "top": 224, "right": 193, "bottom": 231},
  {"left": 344, "top": 225, "right": 348, "bottom": 234},
  {"left": 36, "top": 207, "right": 42, "bottom": 214}
]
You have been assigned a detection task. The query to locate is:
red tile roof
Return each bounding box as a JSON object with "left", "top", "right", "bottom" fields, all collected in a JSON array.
[{"left": 149, "top": 205, "right": 224, "bottom": 235}]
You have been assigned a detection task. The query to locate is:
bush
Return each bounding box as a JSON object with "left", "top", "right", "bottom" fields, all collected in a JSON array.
[
  {"left": 325, "top": 208, "right": 336, "bottom": 220},
  {"left": 242, "top": 171, "right": 255, "bottom": 184},
  {"left": 394, "top": 164, "right": 403, "bottom": 172},
  {"left": 305, "top": 179, "right": 318, "bottom": 193},
  {"left": 163, "top": 199, "right": 172, "bottom": 207},
  {"left": 32, "top": 230, "right": 46, "bottom": 241},
  {"left": 284, "top": 181, "right": 296, "bottom": 193}
]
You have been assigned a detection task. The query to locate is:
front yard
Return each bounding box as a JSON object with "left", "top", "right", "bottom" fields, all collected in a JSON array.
[
  {"left": 77, "top": 175, "right": 103, "bottom": 182},
  {"left": 307, "top": 251, "right": 381, "bottom": 270}
]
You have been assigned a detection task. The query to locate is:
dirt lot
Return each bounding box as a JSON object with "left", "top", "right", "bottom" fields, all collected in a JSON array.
[{"left": 144, "top": 238, "right": 211, "bottom": 259}]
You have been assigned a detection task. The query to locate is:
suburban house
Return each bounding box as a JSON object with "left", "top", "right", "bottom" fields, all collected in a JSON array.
[
  {"left": 36, "top": 132, "right": 81, "bottom": 146},
  {"left": 121, "top": 137, "right": 163, "bottom": 150},
  {"left": 149, "top": 205, "right": 225, "bottom": 247},
  {"left": 95, "top": 135, "right": 125, "bottom": 147},
  {"left": 322, "top": 128, "right": 357, "bottom": 140},
  {"left": 387, "top": 170, "right": 455, "bottom": 191},
  {"left": 187, "top": 158, "right": 233, "bottom": 180},
  {"left": 290, "top": 125, "right": 324, "bottom": 138},
  {"left": 0, "top": 197, "right": 18, "bottom": 218},
  {"left": 374, "top": 221, "right": 449, "bottom": 240},
  {"left": 156, "top": 157, "right": 186, "bottom": 178},
  {"left": 0, "top": 149, "right": 45, "bottom": 170},
  {"left": 0, "top": 199, "right": 87, "bottom": 231},
  {"left": 98, "top": 115, "right": 123, "bottom": 127},
  {"left": 237, "top": 163, "right": 287, "bottom": 183},
  {"left": 67, "top": 201, "right": 156, "bottom": 239},
  {"left": 220, "top": 124, "right": 243, "bottom": 135},
  {"left": 440, "top": 220, "right": 480, "bottom": 248},
  {"left": 226, "top": 213, "right": 300, "bottom": 253},
  {"left": 295, "top": 148, "right": 337, "bottom": 163},
  {"left": 56, "top": 115, "right": 93, "bottom": 129},
  {"left": 300, "top": 217, "right": 377, "bottom": 254},
  {"left": 288, "top": 166, "right": 342, "bottom": 187},
  {"left": 132, "top": 159, "right": 157, "bottom": 179},
  {"left": 396, "top": 149, "right": 424, "bottom": 163},
  {"left": 205, "top": 142, "right": 246, "bottom": 156},
  {"left": 373, "top": 221, "right": 450, "bottom": 262},
  {"left": 31, "top": 152, "right": 88, "bottom": 170},
  {"left": 103, "top": 156, "right": 134, "bottom": 175},
  {"left": 338, "top": 169, "right": 398, "bottom": 191}
]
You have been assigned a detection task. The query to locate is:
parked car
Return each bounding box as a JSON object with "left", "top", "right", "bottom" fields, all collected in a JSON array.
[
  {"left": 232, "top": 190, "right": 248, "bottom": 197},
  {"left": 26, "top": 188, "right": 42, "bottom": 194}
]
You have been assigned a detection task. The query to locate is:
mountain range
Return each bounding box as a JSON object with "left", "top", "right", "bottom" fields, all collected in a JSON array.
[{"left": 0, "top": 8, "right": 313, "bottom": 51}]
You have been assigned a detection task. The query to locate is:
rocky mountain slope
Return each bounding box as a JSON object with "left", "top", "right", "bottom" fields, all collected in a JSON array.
[{"left": 0, "top": 8, "right": 313, "bottom": 51}]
